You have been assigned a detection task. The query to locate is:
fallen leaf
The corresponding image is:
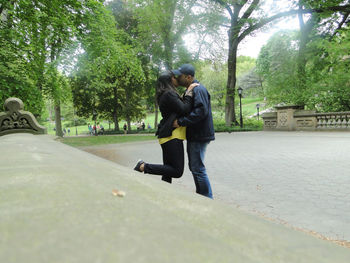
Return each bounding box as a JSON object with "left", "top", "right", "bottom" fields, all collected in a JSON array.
[{"left": 112, "top": 189, "right": 126, "bottom": 197}]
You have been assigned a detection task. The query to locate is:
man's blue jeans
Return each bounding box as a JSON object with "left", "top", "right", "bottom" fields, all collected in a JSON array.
[{"left": 187, "top": 141, "right": 213, "bottom": 199}]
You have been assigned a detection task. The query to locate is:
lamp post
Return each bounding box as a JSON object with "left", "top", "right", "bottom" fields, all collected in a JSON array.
[
  {"left": 256, "top": 103, "right": 260, "bottom": 121},
  {"left": 92, "top": 109, "right": 98, "bottom": 136},
  {"left": 238, "top": 87, "right": 243, "bottom": 128}
]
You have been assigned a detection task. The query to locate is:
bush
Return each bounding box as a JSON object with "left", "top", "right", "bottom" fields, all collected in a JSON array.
[
  {"left": 213, "top": 118, "right": 263, "bottom": 132},
  {"left": 102, "top": 119, "right": 262, "bottom": 135},
  {"left": 243, "top": 118, "right": 263, "bottom": 129}
]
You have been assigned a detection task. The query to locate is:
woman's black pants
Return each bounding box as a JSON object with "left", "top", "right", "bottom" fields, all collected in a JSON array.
[{"left": 144, "top": 139, "right": 184, "bottom": 183}]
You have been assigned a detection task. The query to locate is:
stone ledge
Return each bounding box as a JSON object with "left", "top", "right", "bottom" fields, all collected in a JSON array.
[{"left": 1, "top": 133, "right": 350, "bottom": 262}]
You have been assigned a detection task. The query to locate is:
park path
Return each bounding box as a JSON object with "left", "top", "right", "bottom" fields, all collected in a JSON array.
[{"left": 81, "top": 131, "right": 350, "bottom": 246}]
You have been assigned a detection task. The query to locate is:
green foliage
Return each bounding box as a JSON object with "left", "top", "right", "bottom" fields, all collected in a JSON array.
[
  {"left": 213, "top": 118, "right": 263, "bottom": 132},
  {"left": 236, "top": 56, "right": 257, "bottom": 76},
  {"left": 307, "top": 27, "right": 350, "bottom": 111},
  {"left": 0, "top": 2, "right": 43, "bottom": 114},
  {"left": 0, "top": 0, "right": 101, "bottom": 125},
  {"left": 195, "top": 57, "right": 257, "bottom": 110},
  {"left": 256, "top": 30, "right": 302, "bottom": 105},
  {"left": 71, "top": 3, "right": 146, "bottom": 127},
  {"left": 257, "top": 21, "right": 350, "bottom": 112},
  {"left": 131, "top": 0, "right": 201, "bottom": 69},
  {"left": 0, "top": 37, "right": 43, "bottom": 113},
  {"left": 195, "top": 61, "right": 227, "bottom": 109}
]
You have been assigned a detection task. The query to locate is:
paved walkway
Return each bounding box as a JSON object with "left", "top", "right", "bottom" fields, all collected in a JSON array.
[{"left": 82, "top": 131, "right": 350, "bottom": 244}]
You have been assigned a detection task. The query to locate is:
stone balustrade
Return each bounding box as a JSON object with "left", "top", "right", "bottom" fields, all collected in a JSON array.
[
  {"left": 0, "top": 97, "right": 46, "bottom": 136},
  {"left": 262, "top": 105, "right": 350, "bottom": 131},
  {"left": 315, "top": 112, "right": 350, "bottom": 130}
]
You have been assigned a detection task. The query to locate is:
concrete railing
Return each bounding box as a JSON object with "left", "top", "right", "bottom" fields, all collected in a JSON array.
[
  {"left": 262, "top": 105, "right": 350, "bottom": 131},
  {"left": 0, "top": 97, "right": 46, "bottom": 136},
  {"left": 1, "top": 133, "right": 350, "bottom": 262},
  {"left": 2, "top": 98, "right": 350, "bottom": 262},
  {"left": 315, "top": 112, "right": 350, "bottom": 130}
]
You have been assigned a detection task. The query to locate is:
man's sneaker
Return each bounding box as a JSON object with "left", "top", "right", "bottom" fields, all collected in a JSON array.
[{"left": 134, "top": 159, "right": 144, "bottom": 172}]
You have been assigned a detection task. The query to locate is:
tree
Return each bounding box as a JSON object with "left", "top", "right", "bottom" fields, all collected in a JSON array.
[
  {"left": 307, "top": 27, "right": 350, "bottom": 111},
  {"left": 255, "top": 1, "right": 350, "bottom": 108},
  {"left": 256, "top": 30, "right": 300, "bottom": 105},
  {"left": 195, "top": 61, "right": 227, "bottom": 109},
  {"left": 0, "top": 29, "right": 42, "bottom": 114},
  {"left": 196, "top": 56, "right": 256, "bottom": 110},
  {"left": 0, "top": 0, "right": 43, "bottom": 114},
  {"left": 107, "top": 0, "right": 159, "bottom": 128},
  {"left": 295, "top": 0, "right": 350, "bottom": 98},
  {"left": 0, "top": 0, "right": 99, "bottom": 136},
  {"left": 211, "top": 0, "right": 350, "bottom": 126},
  {"left": 71, "top": 2, "right": 146, "bottom": 131},
  {"left": 108, "top": 0, "right": 206, "bottom": 129},
  {"left": 134, "top": 0, "right": 198, "bottom": 69}
]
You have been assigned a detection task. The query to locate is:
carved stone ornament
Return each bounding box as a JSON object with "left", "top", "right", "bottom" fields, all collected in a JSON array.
[
  {"left": 278, "top": 111, "right": 288, "bottom": 127},
  {"left": 0, "top": 98, "right": 47, "bottom": 136}
]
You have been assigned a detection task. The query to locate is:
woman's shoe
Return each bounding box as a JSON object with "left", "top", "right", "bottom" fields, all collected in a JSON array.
[{"left": 134, "top": 159, "right": 144, "bottom": 172}]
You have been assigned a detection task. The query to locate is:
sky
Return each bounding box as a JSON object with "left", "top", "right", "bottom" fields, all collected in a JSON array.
[
  {"left": 237, "top": 0, "right": 301, "bottom": 58},
  {"left": 238, "top": 15, "right": 300, "bottom": 58}
]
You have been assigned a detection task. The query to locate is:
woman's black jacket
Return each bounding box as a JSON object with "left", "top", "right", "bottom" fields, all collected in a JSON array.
[{"left": 156, "top": 90, "right": 192, "bottom": 139}]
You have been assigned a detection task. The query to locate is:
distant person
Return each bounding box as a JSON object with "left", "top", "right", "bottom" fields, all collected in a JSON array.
[
  {"left": 67, "top": 128, "right": 70, "bottom": 136},
  {"left": 147, "top": 123, "right": 151, "bottom": 129},
  {"left": 99, "top": 124, "right": 105, "bottom": 135},
  {"left": 123, "top": 123, "right": 127, "bottom": 135},
  {"left": 142, "top": 122, "right": 145, "bottom": 130},
  {"left": 172, "top": 64, "right": 215, "bottom": 199},
  {"left": 88, "top": 124, "right": 92, "bottom": 135},
  {"left": 63, "top": 128, "right": 66, "bottom": 135},
  {"left": 133, "top": 71, "right": 198, "bottom": 184}
]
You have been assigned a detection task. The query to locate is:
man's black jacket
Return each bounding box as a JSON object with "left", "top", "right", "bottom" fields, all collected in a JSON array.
[
  {"left": 156, "top": 90, "right": 192, "bottom": 139},
  {"left": 178, "top": 81, "right": 215, "bottom": 142}
]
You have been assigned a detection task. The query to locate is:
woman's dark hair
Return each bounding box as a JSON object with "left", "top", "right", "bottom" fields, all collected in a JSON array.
[{"left": 156, "top": 71, "right": 176, "bottom": 103}]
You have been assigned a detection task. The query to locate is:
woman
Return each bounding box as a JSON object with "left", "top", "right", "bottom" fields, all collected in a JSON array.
[{"left": 134, "top": 71, "right": 198, "bottom": 183}]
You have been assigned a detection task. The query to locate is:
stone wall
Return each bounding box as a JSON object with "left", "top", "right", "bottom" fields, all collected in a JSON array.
[{"left": 262, "top": 105, "right": 350, "bottom": 131}]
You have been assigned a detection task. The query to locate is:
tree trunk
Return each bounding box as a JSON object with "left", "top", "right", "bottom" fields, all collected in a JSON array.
[
  {"left": 113, "top": 112, "right": 119, "bottom": 131},
  {"left": 125, "top": 89, "right": 131, "bottom": 132},
  {"left": 54, "top": 102, "right": 63, "bottom": 137},
  {"left": 126, "top": 119, "right": 131, "bottom": 132},
  {"left": 164, "top": 40, "right": 173, "bottom": 70},
  {"left": 297, "top": 8, "right": 318, "bottom": 105},
  {"left": 154, "top": 103, "right": 159, "bottom": 130},
  {"left": 297, "top": 4, "right": 307, "bottom": 92},
  {"left": 225, "top": 40, "right": 239, "bottom": 126},
  {"left": 113, "top": 86, "right": 120, "bottom": 131}
]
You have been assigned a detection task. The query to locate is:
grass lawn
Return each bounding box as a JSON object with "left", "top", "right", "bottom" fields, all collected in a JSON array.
[
  {"left": 60, "top": 135, "right": 156, "bottom": 147},
  {"left": 241, "top": 97, "right": 267, "bottom": 117},
  {"left": 42, "top": 116, "right": 157, "bottom": 136}
]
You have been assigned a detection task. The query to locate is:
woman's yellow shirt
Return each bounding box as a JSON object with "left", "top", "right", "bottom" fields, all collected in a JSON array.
[{"left": 158, "top": 126, "right": 186, "bottom": 144}]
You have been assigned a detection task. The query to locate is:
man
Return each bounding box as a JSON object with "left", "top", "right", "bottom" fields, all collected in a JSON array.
[{"left": 172, "top": 64, "right": 215, "bottom": 199}]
